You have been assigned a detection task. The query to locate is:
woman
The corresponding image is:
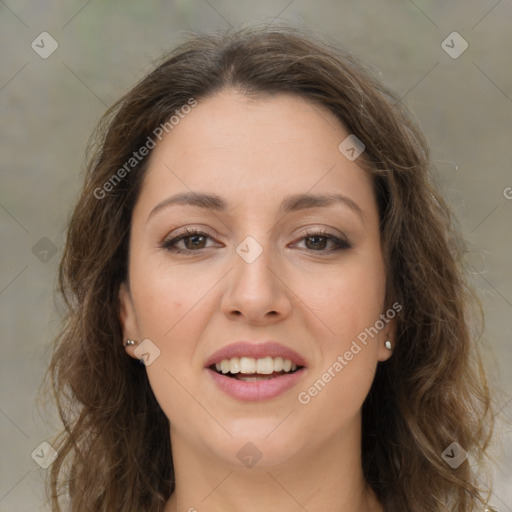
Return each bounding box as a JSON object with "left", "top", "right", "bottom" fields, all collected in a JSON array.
[{"left": 41, "top": 25, "right": 498, "bottom": 511}]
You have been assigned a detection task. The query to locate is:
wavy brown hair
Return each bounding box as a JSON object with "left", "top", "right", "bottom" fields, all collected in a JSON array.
[{"left": 39, "top": 24, "right": 495, "bottom": 511}]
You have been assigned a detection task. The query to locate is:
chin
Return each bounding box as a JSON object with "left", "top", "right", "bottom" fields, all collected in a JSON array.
[{"left": 207, "top": 428, "right": 305, "bottom": 470}]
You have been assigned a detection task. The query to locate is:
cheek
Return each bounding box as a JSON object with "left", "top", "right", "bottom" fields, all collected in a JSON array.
[
  {"left": 300, "top": 353, "right": 377, "bottom": 436},
  {"left": 307, "top": 252, "right": 387, "bottom": 345},
  {"left": 130, "top": 272, "right": 206, "bottom": 424},
  {"left": 297, "top": 263, "right": 385, "bottom": 426},
  {"left": 130, "top": 256, "right": 210, "bottom": 340},
  {"left": 310, "top": 255, "right": 385, "bottom": 418},
  {"left": 128, "top": 260, "right": 215, "bottom": 390}
]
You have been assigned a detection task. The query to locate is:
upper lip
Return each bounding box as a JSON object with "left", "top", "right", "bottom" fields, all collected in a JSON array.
[{"left": 204, "top": 341, "right": 308, "bottom": 368}]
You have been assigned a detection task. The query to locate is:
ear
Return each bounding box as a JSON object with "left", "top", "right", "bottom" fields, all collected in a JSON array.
[
  {"left": 119, "top": 281, "right": 140, "bottom": 359},
  {"left": 377, "top": 316, "right": 397, "bottom": 362}
]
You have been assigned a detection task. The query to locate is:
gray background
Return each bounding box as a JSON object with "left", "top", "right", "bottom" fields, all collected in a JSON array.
[{"left": 0, "top": 1, "right": 511, "bottom": 510}]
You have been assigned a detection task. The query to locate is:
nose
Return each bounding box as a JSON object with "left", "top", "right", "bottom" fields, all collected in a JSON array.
[{"left": 221, "top": 238, "right": 293, "bottom": 326}]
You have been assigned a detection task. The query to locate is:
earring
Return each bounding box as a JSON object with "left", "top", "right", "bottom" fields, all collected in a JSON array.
[
  {"left": 125, "top": 339, "right": 136, "bottom": 347},
  {"left": 384, "top": 340, "right": 392, "bottom": 351}
]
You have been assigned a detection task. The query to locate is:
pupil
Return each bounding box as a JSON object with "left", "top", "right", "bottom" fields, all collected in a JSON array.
[
  {"left": 307, "top": 236, "right": 326, "bottom": 250},
  {"left": 187, "top": 235, "right": 205, "bottom": 249}
]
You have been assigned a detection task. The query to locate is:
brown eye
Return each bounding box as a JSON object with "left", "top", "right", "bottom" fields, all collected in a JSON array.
[
  {"left": 297, "top": 230, "right": 352, "bottom": 252},
  {"left": 304, "top": 235, "right": 329, "bottom": 251},
  {"left": 182, "top": 234, "right": 208, "bottom": 250},
  {"left": 161, "top": 229, "right": 214, "bottom": 253}
]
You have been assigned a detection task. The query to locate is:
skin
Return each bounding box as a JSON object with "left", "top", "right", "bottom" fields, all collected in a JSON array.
[{"left": 119, "top": 89, "right": 395, "bottom": 512}]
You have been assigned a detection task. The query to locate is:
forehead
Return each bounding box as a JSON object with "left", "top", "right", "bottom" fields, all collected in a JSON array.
[{"left": 136, "top": 89, "right": 376, "bottom": 220}]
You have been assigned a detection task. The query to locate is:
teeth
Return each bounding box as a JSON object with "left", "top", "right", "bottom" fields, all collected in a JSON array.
[
  {"left": 214, "top": 356, "right": 299, "bottom": 374},
  {"left": 240, "top": 356, "right": 255, "bottom": 374},
  {"left": 219, "top": 360, "right": 228, "bottom": 374},
  {"left": 256, "top": 357, "right": 273, "bottom": 374},
  {"left": 229, "top": 357, "right": 240, "bottom": 373}
]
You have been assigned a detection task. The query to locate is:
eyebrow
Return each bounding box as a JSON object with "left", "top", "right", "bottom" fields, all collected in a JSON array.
[{"left": 147, "top": 191, "right": 364, "bottom": 222}]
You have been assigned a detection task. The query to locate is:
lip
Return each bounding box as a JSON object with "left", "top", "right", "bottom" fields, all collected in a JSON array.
[
  {"left": 206, "top": 366, "right": 307, "bottom": 402},
  {"left": 204, "top": 340, "right": 308, "bottom": 368}
]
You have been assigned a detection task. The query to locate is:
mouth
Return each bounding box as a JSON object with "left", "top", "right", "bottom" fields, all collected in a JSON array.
[
  {"left": 209, "top": 356, "right": 304, "bottom": 381},
  {"left": 204, "top": 341, "right": 308, "bottom": 401}
]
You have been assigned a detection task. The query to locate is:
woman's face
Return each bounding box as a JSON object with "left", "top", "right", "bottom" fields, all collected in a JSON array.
[{"left": 119, "top": 89, "right": 394, "bottom": 468}]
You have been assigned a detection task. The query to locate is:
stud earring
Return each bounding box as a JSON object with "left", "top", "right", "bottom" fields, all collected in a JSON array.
[
  {"left": 125, "top": 339, "right": 136, "bottom": 347},
  {"left": 384, "top": 340, "right": 392, "bottom": 351}
]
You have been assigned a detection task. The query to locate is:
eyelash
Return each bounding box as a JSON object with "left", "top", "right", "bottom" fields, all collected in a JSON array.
[{"left": 160, "top": 228, "right": 352, "bottom": 254}]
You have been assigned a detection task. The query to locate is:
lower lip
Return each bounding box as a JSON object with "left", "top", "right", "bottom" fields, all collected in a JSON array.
[{"left": 206, "top": 367, "right": 307, "bottom": 402}]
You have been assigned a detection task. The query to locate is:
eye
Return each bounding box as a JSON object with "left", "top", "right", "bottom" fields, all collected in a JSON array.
[
  {"left": 294, "top": 229, "right": 352, "bottom": 252},
  {"left": 161, "top": 228, "right": 217, "bottom": 253},
  {"left": 161, "top": 228, "right": 351, "bottom": 254}
]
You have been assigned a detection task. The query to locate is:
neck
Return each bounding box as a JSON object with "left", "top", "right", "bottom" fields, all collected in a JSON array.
[{"left": 164, "top": 421, "right": 383, "bottom": 512}]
